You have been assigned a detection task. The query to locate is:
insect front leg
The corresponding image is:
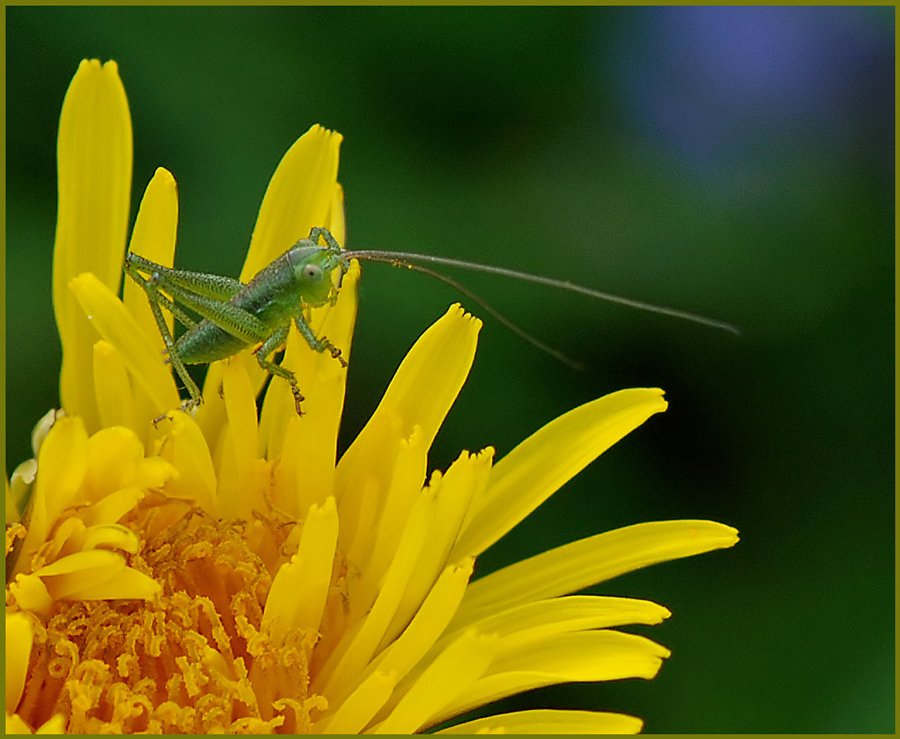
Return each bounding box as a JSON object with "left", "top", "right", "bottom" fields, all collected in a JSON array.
[
  {"left": 293, "top": 314, "right": 348, "bottom": 368},
  {"left": 307, "top": 227, "right": 342, "bottom": 251},
  {"left": 254, "top": 325, "right": 305, "bottom": 415}
]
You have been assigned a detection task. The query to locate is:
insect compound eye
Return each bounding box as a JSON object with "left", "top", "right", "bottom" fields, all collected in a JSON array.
[{"left": 302, "top": 263, "right": 324, "bottom": 283}]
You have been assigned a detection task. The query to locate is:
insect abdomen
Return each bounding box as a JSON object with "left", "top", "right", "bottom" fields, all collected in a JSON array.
[
  {"left": 177, "top": 321, "right": 249, "bottom": 364},
  {"left": 175, "top": 254, "right": 301, "bottom": 364}
]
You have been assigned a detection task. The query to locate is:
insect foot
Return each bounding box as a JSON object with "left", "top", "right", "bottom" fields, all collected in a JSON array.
[
  {"left": 327, "top": 343, "right": 348, "bottom": 368},
  {"left": 289, "top": 385, "right": 305, "bottom": 417}
]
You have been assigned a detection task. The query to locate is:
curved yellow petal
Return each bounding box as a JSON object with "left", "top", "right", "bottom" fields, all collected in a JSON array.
[
  {"left": 446, "top": 595, "right": 670, "bottom": 649},
  {"left": 436, "top": 630, "right": 670, "bottom": 722},
  {"left": 366, "top": 558, "right": 473, "bottom": 686},
  {"left": 353, "top": 427, "right": 428, "bottom": 604},
  {"left": 374, "top": 630, "right": 497, "bottom": 734},
  {"left": 81, "top": 523, "right": 140, "bottom": 554},
  {"left": 263, "top": 496, "right": 339, "bottom": 644},
  {"left": 12, "top": 416, "right": 89, "bottom": 579},
  {"left": 84, "top": 426, "right": 144, "bottom": 500},
  {"left": 217, "top": 357, "right": 262, "bottom": 520},
  {"left": 452, "top": 388, "right": 668, "bottom": 560},
  {"left": 242, "top": 124, "right": 342, "bottom": 282},
  {"left": 155, "top": 411, "right": 218, "bottom": 515},
  {"left": 31, "top": 549, "right": 160, "bottom": 602},
  {"left": 319, "top": 670, "right": 395, "bottom": 734},
  {"left": 34, "top": 714, "right": 67, "bottom": 734},
  {"left": 6, "top": 611, "right": 35, "bottom": 714},
  {"left": 8, "top": 460, "right": 36, "bottom": 522},
  {"left": 318, "top": 486, "right": 434, "bottom": 702},
  {"left": 260, "top": 261, "right": 360, "bottom": 508},
  {"left": 93, "top": 341, "right": 137, "bottom": 432},
  {"left": 32, "top": 547, "right": 124, "bottom": 581},
  {"left": 65, "top": 565, "right": 161, "bottom": 601},
  {"left": 437, "top": 709, "right": 643, "bottom": 734},
  {"left": 69, "top": 272, "right": 180, "bottom": 418},
  {"left": 6, "top": 575, "right": 52, "bottom": 617},
  {"left": 453, "top": 520, "right": 740, "bottom": 627},
  {"left": 80, "top": 486, "right": 145, "bottom": 527},
  {"left": 54, "top": 60, "right": 133, "bottom": 429},
  {"left": 384, "top": 450, "right": 492, "bottom": 645},
  {"left": 336, "top": 305, "right": 481, "bottom": 518},
  {"left": 123, "top": 167, "right": 179, "bottom": 335},
  {"left": 122, "top": 169, "right": 181, "bottom": 437}
]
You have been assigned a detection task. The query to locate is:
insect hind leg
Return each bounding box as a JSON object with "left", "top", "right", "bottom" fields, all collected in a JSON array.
[{"left": 123, "top": 261, "right": 203, "bottom": 413}]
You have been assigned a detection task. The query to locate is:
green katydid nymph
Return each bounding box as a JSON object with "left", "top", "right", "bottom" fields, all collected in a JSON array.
[{"left": 124, "top": 226, "right": 738, "bottom": 418}]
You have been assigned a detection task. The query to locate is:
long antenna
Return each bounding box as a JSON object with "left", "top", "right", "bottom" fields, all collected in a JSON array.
[
  {"left": 377, "top": 259, "right": 585, "bottom": 370},
  {"left": 342, "top": 249, "right": 741, "bottom": 336}
]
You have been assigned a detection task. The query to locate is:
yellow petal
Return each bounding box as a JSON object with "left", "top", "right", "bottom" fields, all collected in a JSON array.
[
  {"left": 336, "top": 305, "right": 480, "bottom": 530},
  {"left": 317, "top": 485, "right": 435, "bottom": 702},
  {"left": 68, "top": 565, "right": 161, "bottom": 601},
  {"left": 374, "top": 630, "right": 497, "bottom": 734},
  {"left": 368, "top": 559, "right": 474, "bottom": 686},
  {"left": 69, "top": 272, "right": 180, "bottom": 417},
  {"left": 84, "top": 426, "right": 144, "bottom": 500},
  {"left": 6, "top": 575, "right": 53, "bottom": 617},
  {"left": 34, "top": 714, "right": 67, "bottom": 734},
  {"left": 54, "top": 60, "right": 133, "bottom": 430},
  {"left": 358, "top": 304, "right": 481, "bottom": 452},
  {"left": 8, "top": 460, "right": 37, "bottom": 522},
  {"left": 242, "top": 124, "right": 342, "bottom": 282},
  {"left": 6, "top": 611, "right": 35, "bottom": 714},
  {"left": 93, "top": 341, "right": 137, "bottom": 432},
  {"left": 261, "top": 262, "right": 360, "bottom": 510},
  {"left": 31, "top": 549, "right": 126, "bottom": 596},
  {"left": 453, "top": 520, "right": 740, "bottom": 627},
  {"left": 452, "top": 388, "right": 668, "bottom": 560},
  {"left": 134, "top": 455, "right": 177, "bottom": 490},
  {"left": 263, "top": 496, "right": 339, "bottom": 644},
  {"left": 12, "top": 416, "right": 89, "bottom": 579},
  {"left": 6, "top": 475, "right": 21, "bottom": 523},
  {"left": 123, "top": 167, "right": 182, "bottom": 434},
  {"left": 436, "top": 709, "right": 643, "bottom": 734},
  {"left": 80, "top": 486, "right": 145, "bottom": 527},
  {"left": 123, "top": 167, "right": 179, "bottom": 336},
  {"left": 32, "top": 549, "right": 160, "bottom": 602},
  {"left": 385, "top": 450, "right": 492, "bottom": 645},
  {"left": 81, "top": 523, "right": 140, "bottom": 554},
  {"left": 353, "top": 427, "right": 428, "bottom": 604},
  {"left": 320, "top": 669, "right": 395, "bottom": 734},
  {"left": 217, "top": 357, "right": 262, "bottom": 520},
  {"left": 438, "top": 630, "right": 670, "bottom": 722},
  {"left": 155, "top": 411, "right": 218, "bottom": 515},
  {"left": 444, "top": 595, "right": 670, "bottom": 651}
]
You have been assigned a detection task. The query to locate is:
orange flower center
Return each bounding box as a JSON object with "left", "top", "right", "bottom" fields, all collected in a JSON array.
[{"left": 14, "top": 499, "right": 338, "bottom": 733}]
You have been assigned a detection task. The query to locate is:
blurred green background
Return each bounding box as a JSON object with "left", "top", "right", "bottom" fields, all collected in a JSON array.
[{"left": 6, "top": 7, "right": 893, "bottom": 733}]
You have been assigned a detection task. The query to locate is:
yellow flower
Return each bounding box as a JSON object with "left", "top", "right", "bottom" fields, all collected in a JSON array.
[{"left": 6, "top": 59, "right": 739, "bottom": 734}]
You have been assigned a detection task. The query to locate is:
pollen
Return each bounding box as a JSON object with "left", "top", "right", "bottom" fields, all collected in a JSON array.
[{"left": 13, "top": 500, "right": 331, "bottom": 733}]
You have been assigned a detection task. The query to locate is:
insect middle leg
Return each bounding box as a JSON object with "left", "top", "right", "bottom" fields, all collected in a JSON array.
[{"left": 253, "top": 325, "right": 305, "bottom": 415}]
